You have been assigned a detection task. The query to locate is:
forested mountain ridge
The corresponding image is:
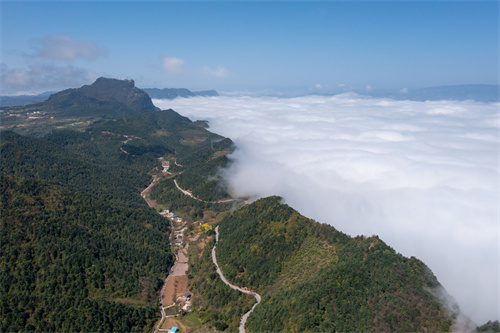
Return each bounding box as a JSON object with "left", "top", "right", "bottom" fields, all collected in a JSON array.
[
  {"left": 213, "top": 196, "right": 464, "bottom": 332},
  {"left": 88, "top": 108, "right": 235, "bottom": 202},
  {"left": 0, "top": 78, "right": 235, "bottom": 331},
  {"left": 0, "top": 77, "right": 159, "bottom": 136}
]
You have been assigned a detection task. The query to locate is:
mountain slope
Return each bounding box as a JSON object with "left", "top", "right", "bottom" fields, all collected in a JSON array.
[
  {"left": 0, "top": 98, "right": 234, "bottom": 331},
  {"left": 215, "top": 196, "right": 460, "bottom": 332},
  {"left": 43, "top": 77, "right": 159, "bottom": 117},
  {"left": 0, "top": 77, "right": 159, "bottom": 136},
  {"left": 0, "top": 130, "right": 173, "bottom": 332}
]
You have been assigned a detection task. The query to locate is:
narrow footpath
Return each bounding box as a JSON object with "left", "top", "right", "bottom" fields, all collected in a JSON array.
[{"left": 211, "top": 226, "right": 262, "bottom": 333}]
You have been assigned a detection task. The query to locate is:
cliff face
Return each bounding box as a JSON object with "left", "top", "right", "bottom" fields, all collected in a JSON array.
[
  {"left": 48, "top": 77, "right": 159, "bottom": 114},
  {"left": 77, "top": 77, "right": 159, "bottom": 111}
]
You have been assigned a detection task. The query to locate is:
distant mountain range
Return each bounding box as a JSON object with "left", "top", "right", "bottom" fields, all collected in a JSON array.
[
  {"left": 142, "top": 88, "right": 218, "bottom": 100},
  {"left": 0, "top": 91, "right": 55, "bottom": 107},
  {"left": 2, "top": 83, "right": 497, "bottom": 107},
  {"left": 362, "top": 84, "right": 499, "bottom": 103}
]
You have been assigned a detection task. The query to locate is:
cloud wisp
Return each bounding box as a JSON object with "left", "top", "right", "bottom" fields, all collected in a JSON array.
[
  {"left": 34, "top": 35, "right": 107, "bottom": 61},
  {"left": 154, "top": 95, "right": 499, "bottom": 324},
  {"left": 202, "top": 65, "right": 229, "bottom": 77},
  {"left": 160, "top": 55, "right": 185, "bottom": 74}
]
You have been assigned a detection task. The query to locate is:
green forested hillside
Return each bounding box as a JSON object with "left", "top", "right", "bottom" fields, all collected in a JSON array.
[
  {"left": 0, "top": 92, "right": 235, "bottom": 331},
  {"left": 91, "top": 109, "right": 234, "bottom": 202},
  {"left": 214, "top": 196, "right": 457, "bottom": 332},
  {"left": 187, "top": 236, "right": 255, "bottom": 332},
  {"left": 0, "top": 130, "right": 173, "bottom": 331},
  {"left": 0, "top": 77, "right": 157, "bottom": 136}
]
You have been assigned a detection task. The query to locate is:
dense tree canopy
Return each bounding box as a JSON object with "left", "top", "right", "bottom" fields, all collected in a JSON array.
[
  {"left": 0, "top": 106, "right": 234, "bottom": 331},
  {"left": 214, "top": 196, "right": 455, "bottom": 332},
  {"left": 1, "top": 130, "right": 174, "bottom": 331}
]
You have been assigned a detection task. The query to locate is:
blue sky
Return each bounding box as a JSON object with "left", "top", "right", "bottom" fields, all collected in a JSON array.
[{"left": 1, "top": 1, "right": 498, "bottom": 94}]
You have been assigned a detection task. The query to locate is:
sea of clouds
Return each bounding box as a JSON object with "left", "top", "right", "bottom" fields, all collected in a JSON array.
[{"left": 153, "top": 94, "right": 499, "bottom": 324}]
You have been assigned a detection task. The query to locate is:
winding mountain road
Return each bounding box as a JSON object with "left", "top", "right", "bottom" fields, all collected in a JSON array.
[
  {"left": 173, "top": 179, "right": 237, "bottom": 204},
  {"left": 141, "top": 175, "right": 159, "bottom": 208},
  {"left": 212, "top": 226, "right": 262, "bottom": 333}
]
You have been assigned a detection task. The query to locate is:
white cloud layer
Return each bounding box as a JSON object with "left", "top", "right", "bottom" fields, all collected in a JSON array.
[
  {"left": 160, "top": 55, "right": 185, "bottom": 74},
  {"left": 35, "top": 35, "right": 107, "bottom": 61},
  {"left": 153, "top": 95, "right": 499, "bottom": 324},
  {"left": 202, "top": 65, "right": 229, "bottom": 77}
]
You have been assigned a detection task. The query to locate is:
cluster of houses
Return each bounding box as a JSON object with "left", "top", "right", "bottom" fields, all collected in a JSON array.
[
  {"left": 160, "top": 209, "right": 182, "bottom": 223},
  {"left": 1, "top": 109, "right": 48, "bottom": 120},
  {"left": 177, "top": 292, "right": 192, "bottom": 313},
  {"left": 173, "top": 224, "right": 187, "bottom": 247},
  {"left": 159, "top": 210, "right": 185, "bottom": 247}
]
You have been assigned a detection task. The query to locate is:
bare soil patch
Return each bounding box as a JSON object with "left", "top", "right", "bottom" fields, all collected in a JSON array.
[
  {"left": 172, "top": 263, "right": 189, "bottom": 277},
  {"left": 189, "top": 234, "right": 200, "bottom": 242},
  {"left": 162, "top": 275, "right": 189, "bottom": 306},
  {"left": 161, "top": 316, "right": 190, "bottom": 332},
  {"left": 197, "top": 236, "right": 211, "bottom": 258},
  {"left": 177, "top": 250, "right": 188, "bottom": 265}
]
